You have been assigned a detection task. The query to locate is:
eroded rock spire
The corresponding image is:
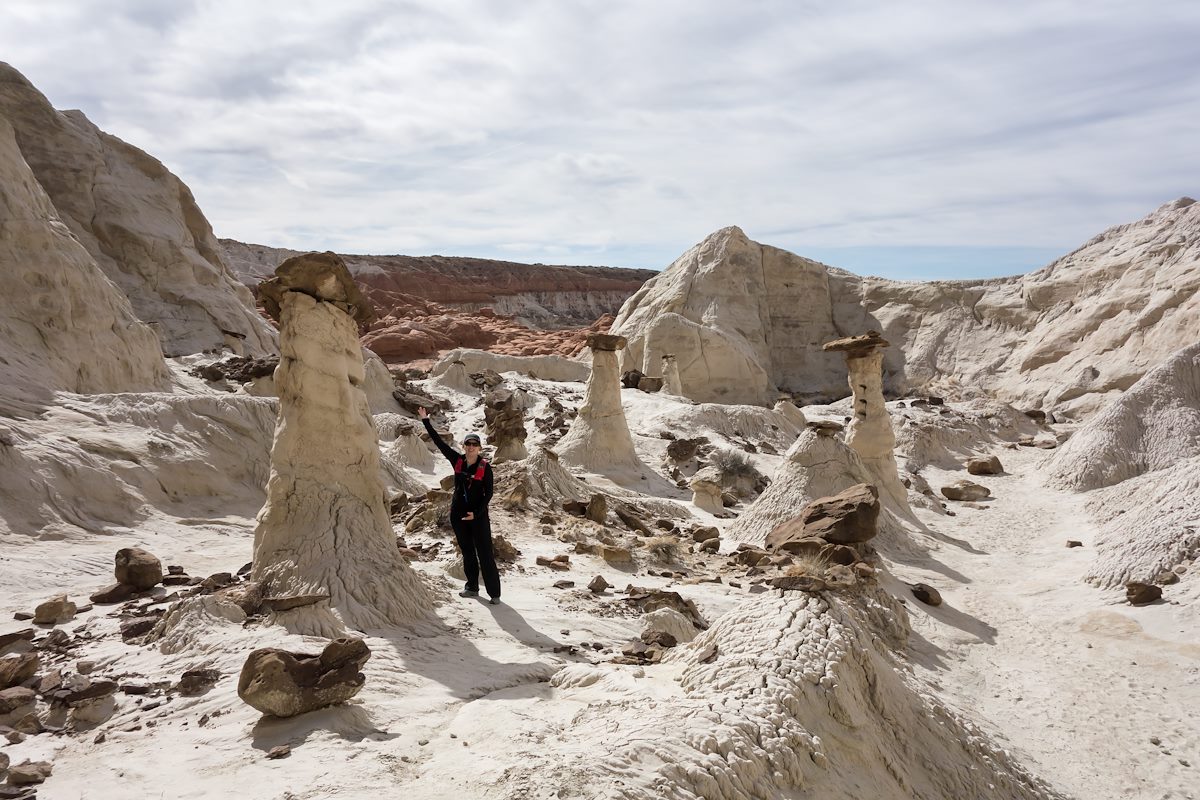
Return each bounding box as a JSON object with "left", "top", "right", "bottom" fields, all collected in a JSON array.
[{"left": 252, "top": 252, "right": 430, "bottom": 636}]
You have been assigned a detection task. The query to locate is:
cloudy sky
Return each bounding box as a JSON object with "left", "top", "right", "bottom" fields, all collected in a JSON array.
[{"left": 3, "top": 1, "right": 1198, "bottom": 279}]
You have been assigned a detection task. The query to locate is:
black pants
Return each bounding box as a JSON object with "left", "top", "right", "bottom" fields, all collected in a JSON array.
[{"left": 452, "top": 512, "right": 501, "bottom": 599}]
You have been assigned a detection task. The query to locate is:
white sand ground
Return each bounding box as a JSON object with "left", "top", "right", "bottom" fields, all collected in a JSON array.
[{"left": 1, "top": 375, "right": 1196, "bottom": 799}]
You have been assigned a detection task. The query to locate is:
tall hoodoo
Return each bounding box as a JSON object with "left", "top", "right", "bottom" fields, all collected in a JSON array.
[
  {"left": 484, "top": 386, "right": 530, "bottom": 462},
  {"left": 662, "top": 354, "right": 683, "bottom": 396},
  {"left": 252, "top": 252, "right": 430, "bottom": 636},
  {"left": 823, "top": 332, "right": 911, "bottom": 513},
  {"left": 556, "top": 333, "right": 642, "bottom": 474}
]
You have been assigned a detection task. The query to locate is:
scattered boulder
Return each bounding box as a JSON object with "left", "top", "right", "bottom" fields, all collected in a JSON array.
[
  {"left": 238, "top": 638, "right": 371, "bottom": 718},
  {"left": 640, "top": 629, "right": 676, "bottom": 647},
  {"left": 766, "top": 483, "right": 879, "bottom": 549},
  {"left": 601, "top": 546, "right": 633, "bottom": 565},
  {"left": 32, "top": 595, "right": 76, "bottom": 625},
  {"left": 0, "top": 654, "right": 39, "bottom": 689},
  {"left": 966, "top": 456, "right": 1003, "bottom": 475},
  {"left": 114, "top": 547, "right": 163, "bottom": 590},
  {"left": 588, "top": 575, "right": 610, "bottom": 593},
  {"left": 553, "top": 580, "right": 576, "bottom": 590},
  {"left": 1066, "top": 540, "right": 1083, "bottom": 548},
  {"left": 824, "top": 564, "right": 857, "bottom": 589},
  {"left": 637, "top": 376, "right": 664, "bottom": 393},
  {"left": 178, "top": 669, "right": 222, "bottom": 695},
  {"left": 666, "top": 438, "right": 703, "bottom": 462},
  {"left": 625, "top": 587, "right": 707, "bottom": 629},
  {"left": 1125, "top": 582, "right": 1162, "bottom": 606},
  {"left": 0, "top": 629, "right": 34, "bottom": 653},
  {"left": 491, "top": 534, "right": 520, "bottom": 562},
  {"left": 267, "top": 745, "right": 291, "bottom": 760},
  {"left": 940, "top": 481, "right": 991, "bottom": 501},
  {"left": 690, "top": 526, "right": 719, "bottom": 543},
  {"left": 621, "top": 369, "right": 644, "bottom": 389},
  {"left": 89, "top": 583, "right": 137, "bottom": 605},
  {"left": 119, "top": 618, "right": 158, "bottom": 640},
  {"left": 0, "top": 687, "right": 36, "bottom": 718},
  {"left": 910, "top": 583, "right": 942, "bottom": 606},
  {"left": 585, "top": 494, "right": 607, "bottom": 524},
  {"left": 6, "top": 760, "right": 51, "bottom": 785}
]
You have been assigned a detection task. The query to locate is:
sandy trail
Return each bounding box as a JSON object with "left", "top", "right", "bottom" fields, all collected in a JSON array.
[{"left": 898, "top": 444, "right": 1200, "bottom": 800}]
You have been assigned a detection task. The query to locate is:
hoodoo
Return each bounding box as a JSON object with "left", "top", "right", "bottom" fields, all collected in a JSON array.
[
  {"left": 555, "top": 333, "right": 643, "bottom": 474},
  {"left": 252, "top": 252, "right": 431, "bottom": 636}
]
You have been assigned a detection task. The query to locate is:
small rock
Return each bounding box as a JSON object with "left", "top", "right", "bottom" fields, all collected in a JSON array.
[
  {"left": 0, "top": 629, "right": 34, "bottom": 653},
  {"left": 552, "top": 580, "right": 575, "bottom": 590},
  {"left": 179, "top": 668, "right": 222, "bottom": 695},
  {"left": 940, "top": 481, "right": 991, "bottom": 502},
  {"left": 770, "top": 575, "right": 826, "bottom": 592},
  {"left": 601, "top": 546, "right": 633, "bottom": 565},
  {"left": 587, "top": 575, "right": 609, "bottom": 594},
  {"left": 7, "top": 760, "right": 52, "bottom": 785},
  {"left": 965, "top": 455, "right": 1003, "bottom": 475},
  {"left": 1066, "top": 540, "right": 1083, "bottom": 548},
  {"left": 32, "top": 594, "right": 76, "bottom": 625},
  {"left": 639, "top": 630, "right": 677, "bottom": 648},
  {"left": 1125, "top": 582, "right": 1162, "bottom": 606},
  {"left": 267, "top": 745, "right": 291, "bottom": 759},
  {"left": 1156, "top": 570, "right": 1180, "bottom": 585},
  {"left": 695, "top": 643, "right": 717, "bottom": 664},
  {"left": 76, "top": 659, "right": 96, "bottom": 675},
  {"left": 910, "top": 583, "right": 942, "bottom": 606},
  {"left": 690, "top": 526, "right": 719, "bottom": 543},
  {"left": 0, "top": 653, "right": 40, "bottom": 690},
  {"left": 120, "top": 618, "right": 158, "bottom": 640}
]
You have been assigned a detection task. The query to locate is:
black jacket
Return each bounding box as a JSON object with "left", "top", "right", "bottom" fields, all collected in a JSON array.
[{"left": 422, "top": 418, "right": 494, "bottom": 517}]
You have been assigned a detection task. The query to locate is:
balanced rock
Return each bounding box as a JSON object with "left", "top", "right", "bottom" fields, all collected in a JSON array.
[
  {"left": 940, "top": 481, "right": 991, "bottom": 502},
  {"left": 238, "top": 638, "right": 370, "bottom": 718},
  {"left": 115, "top": 548, "right": 163, "bottom": 590},
  {"left": 766, "top": 483, "right": 880, "bottom": 549},
  {"left": 966, "top": 456, "right": 1003, "bottom": 475},
  {"left": 32, "top": 595, "right": 76, "bottom": 625}
]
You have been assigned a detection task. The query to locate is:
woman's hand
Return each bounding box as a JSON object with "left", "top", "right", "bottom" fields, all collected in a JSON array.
[
  {"left": 462, "top": 512, "right": 475, "bottom": 521},
  {"left": 417, "top": 407, "right": 428, "bottom": 419}
]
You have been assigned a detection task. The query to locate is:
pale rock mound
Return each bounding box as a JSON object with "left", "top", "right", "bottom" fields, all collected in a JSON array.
[
  {"left": 727, "top": 428, "right": 878, "bottom": 546},
  {"left": 0, "top": 115, "right": 169, "bottom": 405},
  {"left": 252, "top": 254, "right": 430, "bottom": 635},
  {"left": 1081, "top": 456, "right": 1200, "bottom": 588},
  {"left": 429, "top": 359, "right": 478, "bottom": 394},
  {"left": 1047, "top": 341, "right": 1200, "bottom": 491},
  {"left": 556, "top": 334, "right": 643, "bottom": 474},
  {"left": 0, "top": 62, "right": 276, "bottom": 357},
  {"left": 431, "top": 348, "right": 590, "bottom": 383},
  {"left": 612, "top": 200, "right": 1200, "bottom": 414},
  {"left": 546, "top": 592, "right": 1062, "bottom": 799},
  {"left": 361, "top": 348, "right": 404, "bottom": 414}
]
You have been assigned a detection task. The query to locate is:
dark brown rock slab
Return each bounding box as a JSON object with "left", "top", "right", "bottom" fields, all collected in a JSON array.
[
  {"left": 910, "top": 583, "right": 942, "bottom": 606},
  {"left": 767, "top": 483, "right": 880, "bottom": 548},
  {"left": 0, "top": 654, "right": 39, "bottom": 690},
  {"left": 1125, "top": 582, "right": 1162, "bottom": 606},
  {"left": 238, "top": 637, "right": 370, "bottom": 718}
]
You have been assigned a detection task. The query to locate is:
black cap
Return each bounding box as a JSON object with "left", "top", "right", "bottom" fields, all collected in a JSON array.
[{"left": 462, "top": 433, "right": 482, "bottom": 446}]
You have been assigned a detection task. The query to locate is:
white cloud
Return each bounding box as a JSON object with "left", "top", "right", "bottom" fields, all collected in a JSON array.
[{"left": 2, "top": 0, "right": 1198, "bottom": 274}]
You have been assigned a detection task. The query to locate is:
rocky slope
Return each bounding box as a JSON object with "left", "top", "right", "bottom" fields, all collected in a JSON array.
[
  {"left": 612, "top": 198, "right": 1200, "bottom": 416},
  {"left": 0, "top": 62, "right": 276, "bottom": 358}
]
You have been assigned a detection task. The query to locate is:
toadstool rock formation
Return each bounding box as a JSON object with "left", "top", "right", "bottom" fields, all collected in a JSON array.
[
  {"left": 556, "top": 333, "right": 642, "bottom": 474},
  {"left": 484, "top": 386, "right": 530, "bottom": 462},
  {"left": 251, "top": 252, "right": 431, "bottom": 636},
  {"left": 823, "top": 332, "right": 911, "bottom": 513}
]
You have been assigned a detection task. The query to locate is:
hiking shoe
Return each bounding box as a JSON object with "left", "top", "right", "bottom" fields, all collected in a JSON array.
[
  {"left": 488, "top": 597, "right": 501, "bottom": 605},
  {"left": 459, "top": 589, "right": 479, "bottom": 598}
]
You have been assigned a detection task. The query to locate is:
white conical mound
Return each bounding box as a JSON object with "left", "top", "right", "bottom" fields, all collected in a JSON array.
[
  {"left": 252, "top": 289, "right": 431, "bottom": 636},
  {"left": 726, "top": 429, "right": 877, "bottom": 546},
  {"left": 1047, "top": 340, "right": 1200, "bottom": 491},
  {"left": 556, "top": 342, "right": 643, "bottom": 475}
]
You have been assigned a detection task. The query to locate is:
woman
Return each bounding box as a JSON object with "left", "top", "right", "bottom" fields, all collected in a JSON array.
[{"left": 417, "top": 407, "right": 501, "bottom": 604}]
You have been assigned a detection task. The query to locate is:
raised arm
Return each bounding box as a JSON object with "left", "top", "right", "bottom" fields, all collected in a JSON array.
[{"left": 418, "top": 409, "right": 460, "bottom": 465}]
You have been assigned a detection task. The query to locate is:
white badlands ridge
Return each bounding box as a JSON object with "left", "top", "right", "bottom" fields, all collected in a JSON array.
[
  {"left": 0, "top": 61, "right": 1197, "bottom": 800},
  {"left": 613, "top": 198, "right": 1200, "bottom": 415}
]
